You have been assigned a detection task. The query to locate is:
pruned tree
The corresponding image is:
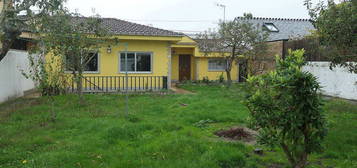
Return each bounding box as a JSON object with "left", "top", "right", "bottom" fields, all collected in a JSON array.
[
  {"left": 0, "top": 0, "right": 65, "bottom": 61},
  {"left": 30, "top": 10, "right": 117, "bottom": 103},
  {"left": 245, "top": 49, "right": 327, "bottom": 168},
  {"left": 304, "top": 0, "right": 357, "bottom": 73},
  {"left": 197, "top": 15, "right": 269, "bottom": 85}
]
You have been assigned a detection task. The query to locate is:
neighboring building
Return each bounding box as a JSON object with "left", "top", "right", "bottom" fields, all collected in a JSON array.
[{"left": 233, "top": 17, "right": 315, "bottom": 74}]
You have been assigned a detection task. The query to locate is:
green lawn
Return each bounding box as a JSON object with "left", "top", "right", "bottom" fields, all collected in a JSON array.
[{"left": 0, "top": 84, "right": 356, "bottom": 168}]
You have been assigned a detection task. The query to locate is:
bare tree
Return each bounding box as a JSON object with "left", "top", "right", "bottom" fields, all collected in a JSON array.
[{"left": 197, "top": 15, "right": 269, "bottom": 85}]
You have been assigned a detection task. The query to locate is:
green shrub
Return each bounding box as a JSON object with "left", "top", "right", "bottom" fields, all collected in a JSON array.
[
  {"left": 245, "top": 49, "right": 327, "bottom": 168},
  {"left": 218, "top": 73, "right": 225, "bottom": 83}
]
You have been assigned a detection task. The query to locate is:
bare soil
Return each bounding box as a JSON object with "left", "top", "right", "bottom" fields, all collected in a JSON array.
[{"left": 214, "top": 126, "right": 258, "bottom": 145}]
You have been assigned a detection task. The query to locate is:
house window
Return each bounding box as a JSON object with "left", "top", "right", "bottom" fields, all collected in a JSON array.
[
  {"left": 263, "top": 23, "right": 279, "bottom": 32},
  {"left": 65, "top": 52, "right": 99, "bottom": 72},
  {"left": 84, "top": 52, "right": 99, "bottom": 72},
  {"left": 120, "top": 52, "right": 152, "bottom": 73},
  {"left": 208, "top": 59, "right": 227, "bottom": 71}
]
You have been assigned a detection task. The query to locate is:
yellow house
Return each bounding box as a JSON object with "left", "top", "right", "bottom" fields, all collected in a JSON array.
[{"left": 57, "top": 17, "right": 240, "bottom": 91}]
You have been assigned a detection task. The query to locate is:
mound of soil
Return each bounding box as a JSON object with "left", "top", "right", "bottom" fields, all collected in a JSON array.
[{"left": 214, "top": 127, "right": 257, "bottom": 144}]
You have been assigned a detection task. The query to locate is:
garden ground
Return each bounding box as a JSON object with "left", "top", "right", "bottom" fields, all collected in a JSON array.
[{"left": 0, "top": 84, "right": 356, "bottom": 168}]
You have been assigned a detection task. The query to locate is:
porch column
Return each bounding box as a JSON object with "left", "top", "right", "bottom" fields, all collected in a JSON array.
[
  {"left": 167, "top": 43, "right": 172, "bottom": 90},
  {"left": 195, "top": 57, "right": 200, "bottom": 80}
]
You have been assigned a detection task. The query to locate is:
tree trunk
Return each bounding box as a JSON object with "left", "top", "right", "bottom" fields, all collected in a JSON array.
[
  {"left": 281, "top": 143, "right": 308, "bottom": 168},
  {"left": 226, "top": 70, "right": 232, "bottom": 87},
  {"left": 76, "top": 72, "right": 84, "bottom": 105},
  {"left": 293, "top": 154, "right": 307, "bottom": 168}
]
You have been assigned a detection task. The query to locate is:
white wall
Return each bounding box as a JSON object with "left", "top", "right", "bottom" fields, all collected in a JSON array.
[
  {"left": 303, "top": 62, "right": 357, "bottom": 100},
  {"left": 0, "top": 50, "right": 36, "bottom": 103}
]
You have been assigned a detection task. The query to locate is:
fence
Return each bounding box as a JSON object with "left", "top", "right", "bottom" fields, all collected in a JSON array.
[
  {"left": 285, "top": 38, "right": 330, "bottom": 61},
  {"left": 303, "top": 62, "right": 357, "bottom": 100},
  {"left": 67, "top": 76, "right": 168, "bottom": 93},
  {"left": 0, "top": 50, "right": 36, "bottom": 103}
]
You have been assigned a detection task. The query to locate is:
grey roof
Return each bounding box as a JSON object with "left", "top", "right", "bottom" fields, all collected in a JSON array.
[
  {"left": 235, "top": 17, "right": 315, "bottom": 41},
  {"left": 72, "top": 17, "right": 184, "bottom": 37}
]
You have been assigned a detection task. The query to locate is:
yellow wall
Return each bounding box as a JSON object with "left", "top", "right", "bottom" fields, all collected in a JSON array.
[
  {"left": 195, "top": 57, "right": 239, "bottom": 81},
  {"left": 171, "top": 47, "right": 196, "bottom": 81},
  {"left": 87, "top": 40, "right": 169, "bottom": 77},
  {"left": 46, "top": 39, "right": 171, "bottom": 89},
  {"left": 171, "top": 46, "right": 238, "bottom": 81}
]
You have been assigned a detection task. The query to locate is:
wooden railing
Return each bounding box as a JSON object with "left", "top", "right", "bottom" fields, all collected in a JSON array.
[{"left": 67, "top": 76, "right": 168, "bottom": 93}]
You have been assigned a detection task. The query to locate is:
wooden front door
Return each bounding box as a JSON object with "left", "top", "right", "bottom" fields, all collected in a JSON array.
[{"left": 179, "top": 55, "right": 191, "bottom": 81}]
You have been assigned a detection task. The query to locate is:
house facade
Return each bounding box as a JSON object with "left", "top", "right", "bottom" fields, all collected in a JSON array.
[
  {"left": 7, "top": 16, "right": 314, "bottom": 92},
  {"left": 58, "top": 18, "right": 239, "bottom": 91}
]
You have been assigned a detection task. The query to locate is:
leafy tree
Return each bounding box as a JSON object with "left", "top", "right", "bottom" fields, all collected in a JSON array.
[
  {"left": 0, "top": 0, "right": 65, "bottom": 61},
  {"left": 28, "top": 10, "right": 117, "bottom": 103},
  {"left": 197, "top": 15, "right": 269, "bottom": 85},
  {"left": 245, "top": 49, "right": 327, "bottom": 168},
  {"left": 305, "top": 0, "right": 357, "bottom": 73}
]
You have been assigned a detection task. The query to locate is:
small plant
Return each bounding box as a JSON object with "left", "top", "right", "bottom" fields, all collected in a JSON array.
[
  {"left": 245, "top": 49, "right": 327, "bottom": 168},
  {"left": 202, "top": 76, "right": 210, "bottom": 84},
  {"left": 218, "top": 73, "right": 225, "bottom": 83}
]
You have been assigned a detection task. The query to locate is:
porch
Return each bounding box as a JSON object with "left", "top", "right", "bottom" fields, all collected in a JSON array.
[{"left": 170, "top": 47, "right": 242, "bottom": 82}]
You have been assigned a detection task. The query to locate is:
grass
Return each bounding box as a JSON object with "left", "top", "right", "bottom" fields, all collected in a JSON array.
[{"left": 0, "top": 84, "right": 356, "bottom": 168}]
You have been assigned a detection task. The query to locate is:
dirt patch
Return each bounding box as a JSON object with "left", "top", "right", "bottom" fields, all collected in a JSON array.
[{"left": 214, "top": 126, "right": 258, "bottom": 145}]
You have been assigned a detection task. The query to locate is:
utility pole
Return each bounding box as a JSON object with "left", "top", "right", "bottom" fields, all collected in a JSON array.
[
  {"left": 216, "top": 3, "right": 226, "bottom": 22},
  {"left": 124, "top": 43, "right": 129, "bottom": 118}
]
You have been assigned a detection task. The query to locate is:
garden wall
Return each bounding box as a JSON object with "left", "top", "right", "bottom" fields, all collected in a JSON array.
[
  {"left": 0, "top": 50, "right": 36, "bottom": 103},
  {"left": 303, "top": 62, "right": 357, "bottom": 100}
]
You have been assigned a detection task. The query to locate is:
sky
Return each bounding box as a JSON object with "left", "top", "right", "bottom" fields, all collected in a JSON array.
[{"left": 65, "top": 0, "right": 316, "bottom": 35}]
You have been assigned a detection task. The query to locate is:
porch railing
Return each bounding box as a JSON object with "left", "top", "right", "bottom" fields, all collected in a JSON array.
[{"left": 67, "top": 76, "right": 168, "bottom": 93}]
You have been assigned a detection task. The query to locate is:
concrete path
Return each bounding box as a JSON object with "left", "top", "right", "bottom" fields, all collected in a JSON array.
[{"left": 171, "top": 84, "right": 194, "bottom": 94}]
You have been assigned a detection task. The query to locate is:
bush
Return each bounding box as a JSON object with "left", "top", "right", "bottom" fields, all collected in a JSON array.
[
  {"left": 218, "top": 73, "right": 225, "bottom": 83},
  {"left": 245, "top": 49, "right": 327, "bottom": 168},
  {"left": 202, "top": 76, "right": 210, "bottom": 84}
]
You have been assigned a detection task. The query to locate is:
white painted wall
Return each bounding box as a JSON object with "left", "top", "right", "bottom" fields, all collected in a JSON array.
[
  {"left": 0, "top": 50, "right": 36, "bottom": 103},
  {"left": 303, "top": 62, "right": 357, "bottom": 100}
]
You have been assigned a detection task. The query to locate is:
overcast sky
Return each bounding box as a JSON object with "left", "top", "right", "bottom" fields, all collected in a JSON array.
[{"left": 65, "top": 0, "right": 316, "bottom": 35}]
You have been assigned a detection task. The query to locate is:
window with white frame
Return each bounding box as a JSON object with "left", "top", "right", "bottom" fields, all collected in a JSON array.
[
  {"left": 208, "top": 59, "right": 227, "bottom": 71},
  {"left": 65, "top": 52, "right": 99, "bottom": 72},
  {"left": 263, "top": 23, "right": 279, "bottom": 32},
  {"left": 120, "top": 52, "right": 152, "bottom": 73}
]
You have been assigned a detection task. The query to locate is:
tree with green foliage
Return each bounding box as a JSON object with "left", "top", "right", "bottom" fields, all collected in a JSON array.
[
  {"left": 304, "top": 0, "right": 357, "bottom": 73},
  {"left": 28, "top": 11, "right": 117, "bottom": 103},
  {"left": 0, "top": 0, "right": 65, "bottom": 61},
  {"left": 197, "top": 15, "right": 269, "bottom": 85},
  {"left": 245, "top": 49, "right": 327, "bottom": 168}
]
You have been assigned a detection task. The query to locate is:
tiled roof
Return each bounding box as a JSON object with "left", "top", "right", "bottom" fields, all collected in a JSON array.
[
  {"left": 72, "top": 17, "right": 184, "bottom": 37},
  {"left": 235, "top": 17, "right": 315, "bottom": 41}
]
